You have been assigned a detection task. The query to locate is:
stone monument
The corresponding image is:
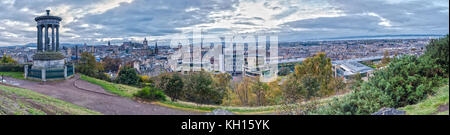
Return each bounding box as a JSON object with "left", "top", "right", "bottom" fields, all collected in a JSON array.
[{"left": 25, "top": 10, "right": 74, "bottom": 81}]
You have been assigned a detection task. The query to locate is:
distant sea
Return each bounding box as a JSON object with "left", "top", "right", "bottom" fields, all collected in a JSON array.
[{"left": 304, "top": 34, "right": 446, "bottom": 41}]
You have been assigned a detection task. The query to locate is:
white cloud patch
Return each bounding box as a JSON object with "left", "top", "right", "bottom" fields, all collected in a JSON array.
[{"left": 366, "top": 12, "right": 392, "bottom": 27}]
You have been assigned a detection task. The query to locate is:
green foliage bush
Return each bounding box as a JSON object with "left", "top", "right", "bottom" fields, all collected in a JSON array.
[
  {"left": 282, "top": 53, "right": 343, "bottom": 103},
  {"left": 312, "top": 83, "right": 394, "bottom": 115},
  {"left": 134, "top": 86, "right": 166, "bottom": 101},
  {"left": 117, "top": 66, "right": 140, "bottom": 86},
  {"left": 164, "top": 73, "right": 184, "bottom": 101},
  {"left": 424, "top": 35, "right": 449, "bottom": 76},
  {"left": 370, "top": 55, "right": 440, "bottom": 107},
  {"left": 1, "top": 54, "right": 18, "bottom": 64},
  {"left": 184, "top": 71, "right": 224, "bottom": 105},
  {"left": 0, "top": 64, "right": 24, "bottom": 72}
]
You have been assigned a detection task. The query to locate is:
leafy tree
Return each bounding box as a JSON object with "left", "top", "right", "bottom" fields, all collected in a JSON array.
[
  {"left": 282, "top": 75, "right": 304, "bottom": 103},
  {"left": 278, "top": 67, "right": 293, "bottom": 76},
  {"left": 282, "top": 52, "right": 335, "bottom": 102},
  {"left": 0, "top": 54, "right": 17, "bottom": 64},
  {"left": 165, "top": 73, "right": 184, "bottom": 101},
  {"left": 235, "top": 77, "right": 254, "bottom": 106},
  {"left": 224, "top": 77, "right": 282, "bottom": 106},
  {"left": 213, "top": 73, "right": 232, "bottom": 104},
  {"left": 139, "top": 75, "right": 152, "bottom": 85},
  {"left": 327, "top": 76, "right": 347, "bottom": 95},
  {"left": 381, "top": 50, "right": 391, "bottom": 65},
  {"left": 300, "top": 75, "right": 320, "bottom": 101},
  {"left": 266, "top": 78, "right": 282, "bottom": 105},
  {"left": 251, "top": 78, "right": 270, "bottom": 106},
  {"left": 77, "top": 52, "right": 103, "bottom": 77},
  {"left": 184, "top": 71, "right": 222, "bottom": 104},
  {"left": 117, "top": 66, "right": 140, "bottom": 86},
  {"left": 156, "top": 73, "right": 171, "bottom": 89},
  {"left": 102, "top": 56, "right": 122, "bottom": 72}
]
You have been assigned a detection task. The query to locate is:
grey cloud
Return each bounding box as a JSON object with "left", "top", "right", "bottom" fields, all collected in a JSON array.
[
  {"left": 279, "top": 0, "right": 448, "bottom": 41},
  {"left": 0, "top": 0, "right": 448, "bottom": 46},
  {"left": 80, "top": 0, "right": 237, "bottom": 38}
]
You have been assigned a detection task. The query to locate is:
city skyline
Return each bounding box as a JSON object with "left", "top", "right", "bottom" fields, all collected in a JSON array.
[{"left": 0, "top": 0, "right": 449, "bottom": 46}]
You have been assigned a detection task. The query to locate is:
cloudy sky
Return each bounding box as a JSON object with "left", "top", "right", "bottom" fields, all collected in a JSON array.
[{"left": 0, "top": 0, "right": 448, "bottom": 46}]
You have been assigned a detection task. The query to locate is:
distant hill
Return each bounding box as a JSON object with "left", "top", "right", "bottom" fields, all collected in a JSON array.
[
  {"left": 277, "top": 34, "right": 447, "bottom": 42},
  {"left": 317, "top": 34, "right": 446, "bottom": 41}
]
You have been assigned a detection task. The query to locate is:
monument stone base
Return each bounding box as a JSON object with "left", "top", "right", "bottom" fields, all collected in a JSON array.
[
  {"left": 31, "top": 59, "right": 65, "bottom": 70},
  {"left": 25, "top": 52, "right": 74, "bottom": 81}
]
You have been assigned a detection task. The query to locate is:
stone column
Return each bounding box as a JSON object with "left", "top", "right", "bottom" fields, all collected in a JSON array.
[
  {"left": 24, "top": 65, "right": 28, "bottom": 79},
  {"left": 56, "top": 25, "right": 59, "bottom": 51},
  {"left": 39, "top": 25, "right": 43, "bottom": 51},
  {"left": 37, "top": 26, "right": 41, "bottom": 51},
  {"left": 44, "top": 24, "right": 48, "bottom": 51},
  {"left": 41, "top": 68, "right": 46, "bottom": 82},
  {"left": 52, "top": 24, "right": 55, "bottom": 51},
  {"left": 64, "top": 65, "right": 67, "bottom": 79}
]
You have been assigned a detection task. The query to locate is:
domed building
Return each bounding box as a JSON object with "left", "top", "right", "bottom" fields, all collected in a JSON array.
[{"left": 25, "top": 10, "right": 74, "bottom": 81}]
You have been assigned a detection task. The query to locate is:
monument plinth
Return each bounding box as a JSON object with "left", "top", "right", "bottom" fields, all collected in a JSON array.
[{"left": 25, "top": 10, "right": 74, "bottom": 81}]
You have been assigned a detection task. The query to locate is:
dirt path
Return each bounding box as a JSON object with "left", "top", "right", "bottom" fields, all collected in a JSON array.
[
  {"left": 437, "top": 104, "right": 449, "bottom": 113},
  {"left": 3, "top": 75, "right": 201, "bottom": 115}
]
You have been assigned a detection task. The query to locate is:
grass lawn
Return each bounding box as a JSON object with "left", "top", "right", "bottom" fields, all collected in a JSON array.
[
  {"left": 399, "top": 81, "right": 449, "bottom": 115},
  {"left": 0, "top": 84, "right": 101, "bottom": 115},
  {"left": 0, "top": 72, "right": 24, "bottom": 80},
  {"left": 80, "top": 74, "right": 140, "bottom": 98},
  {"left": 156, "top": 100, "right": 278, "bottom": 114}
]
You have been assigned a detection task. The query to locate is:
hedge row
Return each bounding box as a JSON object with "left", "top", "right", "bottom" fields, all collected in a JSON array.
[{"left": 0, "top": 64, "right": 24, "bottom": 72}]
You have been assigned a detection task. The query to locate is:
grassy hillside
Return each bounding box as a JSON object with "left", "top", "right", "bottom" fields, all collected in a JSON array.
[
  {"left": 0, "top": 84, "right": 101, "bottom": 115},
  {"left": 399, "top": 81, "right": 449, "bottom": 115},
  {"left": 80, "top": 74, "right": 140, "bottom": 98},
  {"left": 0, "top": 72, "right": 24, "bottom": 80},
  {"left": 80, "top": 74, "right": 350, "bottom": 114}
]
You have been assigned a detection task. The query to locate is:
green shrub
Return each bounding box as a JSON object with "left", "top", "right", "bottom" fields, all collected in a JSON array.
[
  {"left": 0, "top": 64, "right": 24, "bottom": 72},
  {"left": 370, "top": 55, "right": 440, "bottom": 107},
  {"left": 424, "top": 35, "right": 449, "bottom": 76},
  {"left": 1, "top": 54, "right": 18, "bottom": 64},
  {"left": 95, "top": 72, "right": 109, "bottom": 80},
  {"left": 184, "top": 71, "right": 224, "bottom": 105},
  {"left": 117, "top": 66, "right": 140, "bottom": 86},
  {"left": 134, "top": 86, "right": 166, "bottom": 101},
  {"left": 312, "top": 83, "right": 394, "bottom": 115},
  {"left": 164, "top": 73, "right": 184, "bottom": 102}
]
